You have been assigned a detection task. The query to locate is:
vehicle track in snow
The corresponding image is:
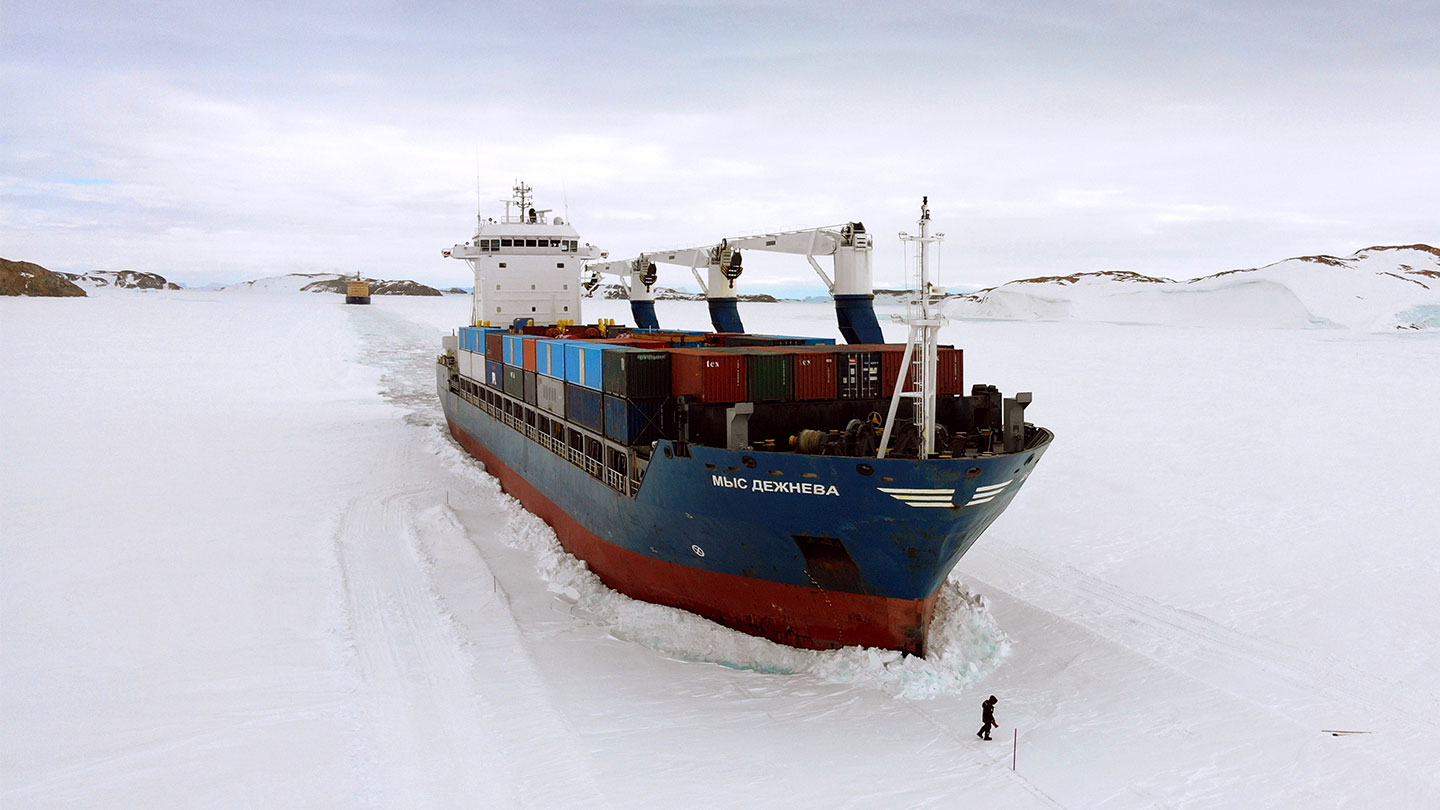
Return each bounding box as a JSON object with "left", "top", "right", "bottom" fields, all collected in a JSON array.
[{"left": 333, "top": 305, "right": 611, "bottom": 807}]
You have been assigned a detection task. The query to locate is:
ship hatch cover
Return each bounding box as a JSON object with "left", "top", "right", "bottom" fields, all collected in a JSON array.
[{"left": 793, "top": 535, "right": 865, "bottom": 594}]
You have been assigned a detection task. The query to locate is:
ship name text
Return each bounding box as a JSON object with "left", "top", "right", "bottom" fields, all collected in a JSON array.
[{"left": 711, "top": 474, "right": 840, "bottom": 497}]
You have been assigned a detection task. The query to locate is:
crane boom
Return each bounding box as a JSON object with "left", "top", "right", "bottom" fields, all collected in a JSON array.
[{"left": 584, "top": 222, "right": 883, "bottom": 341}]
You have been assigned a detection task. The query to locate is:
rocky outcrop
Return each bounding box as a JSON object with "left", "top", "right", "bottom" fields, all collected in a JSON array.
[
  {"left": 1, "top": 258, "right": 87, "bottom": 297},
  {"left": 299, "top": 277, "right": 443, "bottom": 296},
  {"left": 62, "top": 270, "right": 181, "bottom": 290},
  {"left": 594, "top": 282, "right": 788, "bottom": 302}
]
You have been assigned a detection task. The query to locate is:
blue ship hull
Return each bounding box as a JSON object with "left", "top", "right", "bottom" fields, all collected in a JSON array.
[{"left": 439, "top": 362, "right": 1052, "bottom": 655}]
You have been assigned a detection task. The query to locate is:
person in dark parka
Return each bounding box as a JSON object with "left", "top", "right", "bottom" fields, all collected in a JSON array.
[{"left": 977, "top": 695, "right": 998, "bottom": 740}]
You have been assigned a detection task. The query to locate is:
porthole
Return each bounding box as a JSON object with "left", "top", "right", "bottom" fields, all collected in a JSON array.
[
  {"left": 856, "top": 463, "right": 874, "bottom": 476},
  {"left": 663, "top": 446, "right": 674, "bottom": 459},
  {"left": 742, "top": 456, "right": 757, "bottom": 468},
  {"left": 966, "top": 467, "right": 982, "bottom": 479}
]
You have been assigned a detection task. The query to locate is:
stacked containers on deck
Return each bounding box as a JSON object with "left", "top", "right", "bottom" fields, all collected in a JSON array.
[
  {"left": 749, "top": 346, "right": 838, "bottom": 400},
  {"left": 563, "top": 342, "right": 607, "bottom": 433},
  {"left": 824, "top": 343, "right": 964, "bottom": 398},
  {"left": 602, "top": 348, "right": 671, "bottom": 445},
  {"left": 535, "top": 338, "right": 568, "bottom": 417},
  {"left": 457, "top": 326, "right": 504, "bottom": 382},
  {"left": 669, "top": 348, "right": 747, "bottom": 403}
]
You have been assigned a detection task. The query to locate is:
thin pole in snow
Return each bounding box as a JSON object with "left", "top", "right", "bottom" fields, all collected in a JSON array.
[{"left": 1012, "top": 728, "right": 1017, "bottom": 771}]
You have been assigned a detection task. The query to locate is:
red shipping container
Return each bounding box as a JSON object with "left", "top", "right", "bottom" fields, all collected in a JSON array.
[
  {"left": 485, "top": 331, "right": 504, "bottom": 362},
  {"left": 749, "top": 347, "right": 836, "bottom": 400},
  {"left": 669, "top": 348, "right": 748, "bottom": 402},
  {"left": 937, "top": 346, "right": 964, "bottom": 394}
]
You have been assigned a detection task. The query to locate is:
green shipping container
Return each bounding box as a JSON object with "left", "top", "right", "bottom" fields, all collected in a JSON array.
[
  {"left": 738, "top": 350, "right": 794, "bottom": 402},
  {"left": 602, "top": 348, "right": 672, "bottom": 400}
]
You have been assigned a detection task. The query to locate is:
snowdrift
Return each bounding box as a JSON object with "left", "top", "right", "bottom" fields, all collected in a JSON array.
[{"left": 948, "top": 245, "right": 1440, "bottom": 330}]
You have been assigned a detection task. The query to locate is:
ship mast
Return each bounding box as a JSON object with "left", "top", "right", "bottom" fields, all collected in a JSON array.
[{"left": 878, "top": 197, "right": 947, "bottom": 459}]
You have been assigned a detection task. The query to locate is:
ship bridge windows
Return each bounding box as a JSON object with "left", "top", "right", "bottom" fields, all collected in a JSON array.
[{"left": 502, "top": 238, "right": 513, "bottom": 247}]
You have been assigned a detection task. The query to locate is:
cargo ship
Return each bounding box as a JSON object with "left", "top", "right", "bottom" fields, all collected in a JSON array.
[{"left": 437, "top": 183, "right": 1052, "bottom": 656}]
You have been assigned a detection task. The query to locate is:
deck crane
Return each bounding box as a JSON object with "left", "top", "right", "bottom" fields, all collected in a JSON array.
[{"left": 582, "top": 222, "right": 884, "bottom": 343}]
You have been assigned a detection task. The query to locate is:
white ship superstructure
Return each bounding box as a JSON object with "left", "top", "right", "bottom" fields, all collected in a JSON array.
[{"left": 444, "top": 182, "right": 605, "bottom": 326}]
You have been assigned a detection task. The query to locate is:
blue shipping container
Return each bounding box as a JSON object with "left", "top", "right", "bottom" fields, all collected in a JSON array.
[
  {"left": 563, "top": 342, "right": 607, "bottom": 390},
  {"left": 461, "top": 326, "right": 505, "bottom": 353},
  {"left": 503, "top": 333, "right": 528, "bottom": 366},
  {"left": 566, "top": 383, "right": 605, "bottom": 433},
  {"left": 485, "top": 359, "right": 504, "bottom": 390},
  {"left": 603, "top": 395, "right": 667, "bottom": 446},
  {"left": 536, "top": 339, "right": 570, "bottom": 379}
]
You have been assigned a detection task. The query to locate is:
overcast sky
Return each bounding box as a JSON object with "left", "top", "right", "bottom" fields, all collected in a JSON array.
[{"left": 3, "top": 0, "right": 1436, "bottom": 291}]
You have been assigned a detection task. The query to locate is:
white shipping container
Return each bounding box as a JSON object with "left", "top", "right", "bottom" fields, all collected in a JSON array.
[
  {"left": 459, "top": 350, "right": 476, "bottom": 380},
  {"left": 537, "top": 374, "right": 566, "bottom": 417}
]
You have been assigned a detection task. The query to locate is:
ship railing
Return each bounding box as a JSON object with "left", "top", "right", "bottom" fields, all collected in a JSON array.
[{"left": 604, "top": 468, "right": 626, "bottom": 491}]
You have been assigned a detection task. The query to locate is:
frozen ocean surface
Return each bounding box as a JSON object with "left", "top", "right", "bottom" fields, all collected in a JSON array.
[{"left": 3, "top": 290, "right": 1438, "bottom": 809}]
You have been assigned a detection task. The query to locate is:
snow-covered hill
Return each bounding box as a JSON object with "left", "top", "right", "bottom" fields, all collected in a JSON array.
[
  {"left": 949, "top": 245, "right": 1440, "bottom": 330},
  {"left": 224, "top": 272, "right": 444, "bottom": 296},
  {"left": 61, "top": 269, "right": 180, "bottom": 291},
  {"left": 593, "top": 281, "right": 784, "bottom": 303}
]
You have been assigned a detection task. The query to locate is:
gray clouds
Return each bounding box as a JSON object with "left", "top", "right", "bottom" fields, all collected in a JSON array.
[{"left": 3, "top": 1, "right": 1436, "bottom": 289}]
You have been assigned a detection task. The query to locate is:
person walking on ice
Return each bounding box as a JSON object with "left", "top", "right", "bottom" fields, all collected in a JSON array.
[{"left": 977, "top": 695, "right": 998, "bottom": 740}]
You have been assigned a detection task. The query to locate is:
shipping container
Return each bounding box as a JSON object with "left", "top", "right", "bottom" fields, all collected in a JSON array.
[
  {"left": 563, "top": 342, "right": 607, "bottom": 390},
  {"left": 503, "top": 364, "right": 525, "bottom": 399},
  {"left": 738, "top": 350, "right": 794, "bottom": 401},
  {"left": 765, "top": 348, "right": 838, "bottom": 400},
  {"left": 442, "top": 334, "right": 458, "bottom": 354},
  {"left": 823, "top": 347, "right": 882, "bottom": 399},
  {"left": 485, "top": 359, "right": 504, "bottom": 390},
  {"left": 536, "top": 339, "right": 568, "bottom": 379},
  {"left": 537, "top": 374, "right": 566, "bottom": 417},
  {"left": 669, "top": 349, "right": 748, "bottom": 402},
  {"left": 602, "top": 349, "right": 672, "bottom": 400},
  {"left": 937, "top": 346, "right": 964, "bottom": 395},
  {"left": 485, "top": 331, "right": 504, "bottom": 362},
  {"left": 523, "top": 370, "right": 538, "bottom": 405},
  {"left": 523, "top": 337, "right": 539, "bottom": 371},
  {"left": 604, "top": 395, "right": 667, "bottom": 445},
  {"left": 565, "top": 383, "right": 605, "bottom": 433},
  {"left": 502, "top": 334, "right": 524, "bottom": 366}
]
